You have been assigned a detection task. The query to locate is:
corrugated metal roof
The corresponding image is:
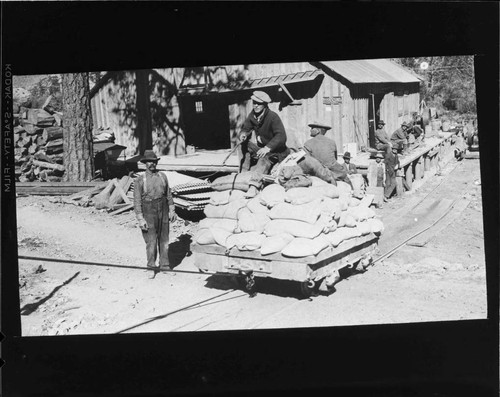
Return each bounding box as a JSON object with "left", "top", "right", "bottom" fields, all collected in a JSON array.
[
  {"left": 178, "top": 69, "right": 323, "bottom": 95},
  {"left": 246, "top": 69, "right": 323, "bottom": 89},
  {"left": 318, "top": 59, "right": 421, "bottom": 84}
]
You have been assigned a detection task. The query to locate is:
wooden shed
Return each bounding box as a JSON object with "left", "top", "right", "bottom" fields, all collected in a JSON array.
[{"left": 89, "top": 59, "right": 421, "bottom": 167}]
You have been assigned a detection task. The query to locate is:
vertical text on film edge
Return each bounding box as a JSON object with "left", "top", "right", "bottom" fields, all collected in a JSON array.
[{"left": 4, "top": 64, "right": 13, "bottom": 193}]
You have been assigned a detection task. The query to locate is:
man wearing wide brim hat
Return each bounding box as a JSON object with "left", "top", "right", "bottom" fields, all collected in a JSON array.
[
  {"left": 239, "top": 90, "right": 290, "bottom": 197},
  {"left": 341, "top": 151, "right": 357, "bottom": 175},
  {"left": 374, "top": 119, "right": 392, "bottom": 153},
  {"left": 391, "top": 122, "right": 410, "bottom": 155},
  {"left": 297, "top": 120, "right": 352, "bottom": 185},
  {"left": 134, "top": 149, "right": 177, "bottom": 274}
]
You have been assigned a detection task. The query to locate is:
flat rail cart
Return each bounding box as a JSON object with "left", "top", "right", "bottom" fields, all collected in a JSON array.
[{"left": 192, "top": 233, "right": 379, "bottom": 297}]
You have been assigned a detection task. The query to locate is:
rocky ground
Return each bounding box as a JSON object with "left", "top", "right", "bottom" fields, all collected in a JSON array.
[{"left": 15, "top": 156, "right": 487, "bottom": 336}]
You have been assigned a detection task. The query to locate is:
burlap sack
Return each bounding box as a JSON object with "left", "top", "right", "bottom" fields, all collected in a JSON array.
[
  {"left": 268, "top": 200, "right": 321, "bottom": 224},
  {"left": 247, "top": 196, "right": 269, "bottom": 214},
  {"left": 208, "top": 189, "right": 246, "bottom": 206},
  {"left": 226, "top": 232, "right": 266, "bottom": 251},
  {"left": 309, "top": 176, "right": 329, "bottom": 187},
  {"left": 212, "top": 228, "right": 232, "bottom": 247},
  {"left": 367, "top": 218, "right": 384, "bottom": 235},
  {"left": 237, "top": 207, "right": 270, "bottom": 233},
  {"left": 260, "top": 184, "right": 287, "bottom": 208},
  {"left": 281, "top": 235, "right": 329, "bottom": 258},
  {"left": 260, "top": 233, "right": 294, "bottom": 256},
  {"left": 211, "top": 172, "right": 253, "bottom": 192},
  {"left": 264, "top": 219, "right": 324, "bottom": 239},
  {"left": 203, "top": 199, "right": 248, "bottom": 219},
  {"left": 337, "top": 212, "right": 357, "bottom": 228},
  {"left": 198, "top": 218, "right": 238, "bottom": 233},
  {"left": 195, "top": 229, "right": 216, "bottom": 245}
]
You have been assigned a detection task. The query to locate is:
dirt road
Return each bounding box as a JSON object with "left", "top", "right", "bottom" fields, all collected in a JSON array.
[{"left": 17, "top": 157, "right": 486, "bottom": 336}]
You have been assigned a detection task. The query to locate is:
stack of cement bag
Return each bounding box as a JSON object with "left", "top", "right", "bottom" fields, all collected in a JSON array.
[{"left": 194, "top": 173, "right": 384, "bottom": 258}]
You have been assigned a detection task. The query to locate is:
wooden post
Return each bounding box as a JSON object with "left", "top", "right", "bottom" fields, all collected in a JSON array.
[
  {"left": 415, "top": 158, "right": 424, "bottom": 179},
  {"left": 396, "top": 176, "right": 404, "bottom": 196},
  {"left": 424, "top": 155, "right": 431, "bottom": 172},
  {"left": 405, "top": 164, "right": 413, "bottom": 190}
]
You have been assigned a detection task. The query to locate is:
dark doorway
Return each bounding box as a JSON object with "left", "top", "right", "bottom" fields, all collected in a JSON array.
[
  {"left": 368, "top": 93, "right": 384, "bottom": 149},
  {"left": 180, "top": 96, "right": 231, "bottom": 150}
]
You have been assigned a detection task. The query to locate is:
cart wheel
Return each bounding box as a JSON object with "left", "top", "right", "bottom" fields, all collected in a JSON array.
[
  {"left": 300, "top": 280, "right": 317, "bottom": 299},
  {"left": 234, "top": 273, "right": 257, "bottom": 297}
]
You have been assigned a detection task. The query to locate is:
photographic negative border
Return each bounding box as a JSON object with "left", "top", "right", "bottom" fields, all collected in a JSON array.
[{"left": 2, "top": 2, "right": 499, "bottom": 397}]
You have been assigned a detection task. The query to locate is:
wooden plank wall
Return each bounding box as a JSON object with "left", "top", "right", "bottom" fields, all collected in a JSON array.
[
  {"left": 237, "top": 62, "right": 368, "bottom": 152},
  {"left": 90, "top": 69, "right": 187, "bottom": 158},
  {"left": 380, "top": 91, "right": 420, "bottom": 137}
]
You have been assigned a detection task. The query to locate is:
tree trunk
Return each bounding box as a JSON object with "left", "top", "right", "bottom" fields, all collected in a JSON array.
[
  {"left": 136, "top": 69, "right": 152, "bottom": 155},
  {"left": 62, "top": 73, "right": 94, "bottom": 181}
]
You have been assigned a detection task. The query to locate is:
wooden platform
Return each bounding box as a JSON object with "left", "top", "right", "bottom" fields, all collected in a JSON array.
[
  {"left": 137, "top": 149, "right": 240, "bottom": 173},
  {"left": 338, "top": 132, "right": 457, "bottom": 171},
  {"left": 192, "top": 233, "right": 379, "bottom": 282}
]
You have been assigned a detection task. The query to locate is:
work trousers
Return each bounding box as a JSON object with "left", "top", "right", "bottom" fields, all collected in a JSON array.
[
  {"left": 375, "top": 143, "right": 391, "bottom": 153},
  {"left": 384, "top": 172, "right": 397, "bottom": 199},
  {"left": 141, "top": 197, "right": 170, "bottom": 268},
  {"left": 391, "top": 138, "right": 407, "bottom": 150},
  {"left": 241, "top": 141, "right": 290, "bottom": 188}
]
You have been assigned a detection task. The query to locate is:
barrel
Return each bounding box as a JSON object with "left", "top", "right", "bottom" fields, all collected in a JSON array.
[
  {"left": 442, "top": 121, "right": 450, "bottom": 132},
  {"left": 425, "top": 125, "right": 433, "bottom": 137}
]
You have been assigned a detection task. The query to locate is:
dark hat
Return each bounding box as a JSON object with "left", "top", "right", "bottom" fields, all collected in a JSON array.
[
  {"left": 308, "top": 120, "right": 332, "bottom": 130},
  {"left": 377, "top": 120, "right": 386, "bottom": 125},
  {"left": 251, "top": 90, "right": 271, "bottom": 104},
  {"left": 140, "top": 149, "right": 159, "bottom": 163},
  {"left": 375, "top": 153, "right": 384, "bottom": 159},
  {"left": 343, "top": 152, "right": 351, "bottom": 160}
]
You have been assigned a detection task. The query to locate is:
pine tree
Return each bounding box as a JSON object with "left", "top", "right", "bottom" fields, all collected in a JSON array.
[{"left": 61, "top": 73, "right": 94, "bottom": 181}]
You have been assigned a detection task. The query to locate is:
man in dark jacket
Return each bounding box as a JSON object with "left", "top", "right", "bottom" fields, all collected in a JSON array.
[
  {"left": 239, "top": 90, "right": 290, "bottom": 197},
  {"left": 134, "top": 150, "right": 177, "bottom": 274},
  {"left": 391, "top": 122, "right": 410, "bottom": 154},
  {"left": 374, "top": 120, "right": 392, "bottom": 153},
  {"left": 384, "top": 146, "right": 400, "bottom": 201}
]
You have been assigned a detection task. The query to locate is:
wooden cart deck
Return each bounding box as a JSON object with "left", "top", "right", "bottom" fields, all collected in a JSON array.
[{"left": 191, "top": 233, "right": 379, "bottom": 284}]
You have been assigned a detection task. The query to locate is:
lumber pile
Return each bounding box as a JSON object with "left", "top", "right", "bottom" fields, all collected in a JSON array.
[
  {"left": 16, "top": 181, "right": 109, "bottom": 196},
  {"left": 62, "top": 175, "right": 135, "bottom": 214},
  {"left": 14, "top": 97, "right": 65, "bottom": 182}
]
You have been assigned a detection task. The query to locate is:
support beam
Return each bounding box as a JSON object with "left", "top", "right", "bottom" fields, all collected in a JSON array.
[
  {"left": 405, "top": 164, "right": 413, "bottom": 190},
  {"left": 278, "top": 82, "right": 295, "bottom": 102}
]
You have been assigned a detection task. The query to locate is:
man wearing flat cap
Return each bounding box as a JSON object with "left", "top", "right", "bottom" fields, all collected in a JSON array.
[
  {"left": 391, "top": 122, "right": 410, "bottom": 154},
  {"left": 239, "top": 90, "right": 290, "bottom": 197},
  {"left": 134, "top": 150, "right": 177, "bottom": 273},
  {"left": 374, "top": 120, "right": 392, "bottom": 153}
]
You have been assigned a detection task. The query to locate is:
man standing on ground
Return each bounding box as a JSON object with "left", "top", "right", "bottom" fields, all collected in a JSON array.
[
  {"left": 134, "top": 150, "right": 177, "bottom": 273},
  {"left": 239, "top": 90, "right": 290, "bottom": 198},
  {"left": 384, "top": 146, "right": 400, "bottom": 201},
  {"left": 374, "top": 120, "right": 392, "bottom": 153}
]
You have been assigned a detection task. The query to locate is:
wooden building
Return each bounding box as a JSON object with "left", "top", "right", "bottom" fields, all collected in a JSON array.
[{"left": 89, "top": 59, "right": 421, "bottom": 162}]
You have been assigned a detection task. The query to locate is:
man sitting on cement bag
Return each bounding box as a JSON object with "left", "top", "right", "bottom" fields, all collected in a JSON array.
[
  {"left": 239, "top": 90, "right": 290, "bottom": 198},
  {"left": 299, "top": 120, "right": 351, "bottom": 186},
  {"left": 391, "top": 122, "right": 410, "bottom": 154}
]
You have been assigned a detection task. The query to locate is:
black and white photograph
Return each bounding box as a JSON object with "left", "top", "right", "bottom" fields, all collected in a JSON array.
[
  {"left": 2, "top": 3, "right": 498, "bottom": 397},
  {"left": 14, "top": 57, "right": 486, "bottom": 336}
]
